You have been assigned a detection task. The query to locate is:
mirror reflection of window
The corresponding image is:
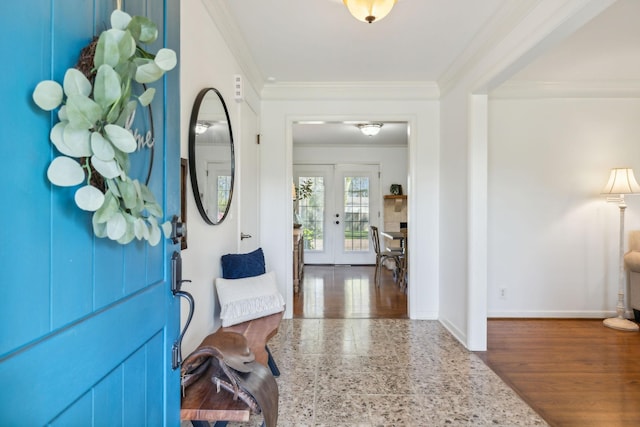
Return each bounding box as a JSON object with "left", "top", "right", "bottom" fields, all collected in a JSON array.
[
  {"left": 205, "top": 162, "right": 231, "bottom": 221},
  {"left": 217, "top": 175, "right": 232, "bottom": 221},
  {"left": 189, "top": 87, "right": 234, "bottom": 225}
]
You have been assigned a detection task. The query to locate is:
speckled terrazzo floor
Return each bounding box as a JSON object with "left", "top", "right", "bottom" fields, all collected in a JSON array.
[{"left": 183, "top": 318, "right": 547, "bottom": 427}]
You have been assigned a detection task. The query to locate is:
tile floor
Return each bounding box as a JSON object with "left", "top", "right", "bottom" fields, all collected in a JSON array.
[{"left": 211, "top": 318, "right": 548, "bottom": 427}]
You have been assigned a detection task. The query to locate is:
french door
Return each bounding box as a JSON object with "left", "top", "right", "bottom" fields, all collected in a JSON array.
[{"left": 294, "top": 164, "right": 379, "bottom": 265}]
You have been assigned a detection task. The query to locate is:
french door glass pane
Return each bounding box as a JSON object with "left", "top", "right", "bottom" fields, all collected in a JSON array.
[
  {"left": 298, "top": 176, "right": 324, "bottom": 251},
  {"left": 344, "top": 176, "right": 369, "bottom": 252}
]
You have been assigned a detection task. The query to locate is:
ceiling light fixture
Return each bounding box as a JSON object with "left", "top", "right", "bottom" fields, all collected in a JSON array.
[
  {"left": 195, "top": 122, "right": 211, "bottom": 135},
  {"left": 358, "top": 123, "right": 383, "bottom": 137},
  {"left": 343, "top": 0, "right": 397, "bottom": 24}
]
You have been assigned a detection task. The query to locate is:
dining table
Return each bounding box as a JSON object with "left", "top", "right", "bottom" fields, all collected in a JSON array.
[
  {"left": 379, "top": 230, "right": 407, "bottom": 253},
  {"left": 379, "top": 229, "right": 408, "bottom": 289}
]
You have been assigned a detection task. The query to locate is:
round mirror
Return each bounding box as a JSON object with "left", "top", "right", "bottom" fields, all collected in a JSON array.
[{"left": 188, "top": 88, "right": 235, "bottom": 225}]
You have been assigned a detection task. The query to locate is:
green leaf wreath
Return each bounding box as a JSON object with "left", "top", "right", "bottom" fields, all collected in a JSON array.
[{"left": 33, "top": 10, "right": 177, "bottom": 246}]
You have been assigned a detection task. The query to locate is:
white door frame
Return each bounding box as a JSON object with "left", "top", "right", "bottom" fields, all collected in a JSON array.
[
  {"left": 238, "top": 102, "right": 260, "bottom": 252},
  {"left": 283, "top": 113, "right": 423, "bottom": 322}
]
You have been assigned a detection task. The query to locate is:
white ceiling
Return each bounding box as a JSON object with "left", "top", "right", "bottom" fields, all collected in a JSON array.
[
  {"left": 218, "top": 0, "right": 640, "bottom": 146},
  {"left": 511, "top": 0, "right": 640, "bottom": 82},
  {"left": 223, "top": 0, "right": 511, "bottom": 83},
  {"left": 293, "top": 122, "right": 408, "bottom": 147}
]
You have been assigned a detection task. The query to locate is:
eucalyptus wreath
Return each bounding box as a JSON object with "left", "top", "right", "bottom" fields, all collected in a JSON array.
[{"left": 32, "top": 10, "right": 177, "bottom": 246}]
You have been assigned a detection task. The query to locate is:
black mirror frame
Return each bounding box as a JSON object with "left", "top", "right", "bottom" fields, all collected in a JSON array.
[{"left": 188, "top": 88, "right": 235, "bottom": 225}]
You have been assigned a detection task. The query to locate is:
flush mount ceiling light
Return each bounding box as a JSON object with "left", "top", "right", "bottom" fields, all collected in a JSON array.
[
  {"left": 343, "top": 0, "right": 397, "bottom": 24},
  {"left": 195, "top": 121, "right": 211, "bottom": 135},
  {"left": 358, "top": 123, "right": 383, "bottom": 136}
]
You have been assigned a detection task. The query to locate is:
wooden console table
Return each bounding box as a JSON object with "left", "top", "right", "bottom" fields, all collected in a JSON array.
[{"left": 293, "top": 227, "right": 304, "bottom": 293}]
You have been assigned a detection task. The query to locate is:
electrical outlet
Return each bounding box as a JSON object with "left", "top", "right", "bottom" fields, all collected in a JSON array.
[{"left": 499, "top": 287, "right": 507, "bottom": 299}]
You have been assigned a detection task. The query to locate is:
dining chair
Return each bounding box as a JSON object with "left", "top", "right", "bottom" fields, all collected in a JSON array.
[
  {"left": 398, "top": 229, "right": 408, "bottom": 292},
  {"left": 370, "top": 226, "right": 404, "bottom": 287}
]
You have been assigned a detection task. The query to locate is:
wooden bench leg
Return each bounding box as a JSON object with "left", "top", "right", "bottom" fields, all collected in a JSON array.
[{"left": 265, "top": 345, "right": 280, "bottom": 377}]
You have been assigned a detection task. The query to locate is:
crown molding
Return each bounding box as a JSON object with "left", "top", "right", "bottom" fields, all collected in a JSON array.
[
  {"left": 261, "top": 81, "right": 440, "bottom": 101},
  {"left": 202, "top": 0, "right": 265, "bottom": 96},
  {"left": 490, "top": 80, "right": 640, "bottom": 99},
  {"left": 437, "top": 0, "right": 539, "bottom": 96},
  {"left": 438, "top": 0, "right": 616, "bottom": 97}
]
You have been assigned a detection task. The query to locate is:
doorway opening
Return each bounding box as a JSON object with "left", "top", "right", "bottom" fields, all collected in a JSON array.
[{"left": 292, "top": 121, "right": 409, "bottom": 318}]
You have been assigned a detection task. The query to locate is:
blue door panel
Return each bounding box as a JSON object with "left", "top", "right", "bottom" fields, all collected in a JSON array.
[
  {"left": 124, "top": 345, "right": 147, "bottom": 426},
  {"left": 95, "top": 244, "right": 126, "bottom": 309},
  {"left": 37, "top": 331, "right": 164, "bottom": 426},
  {"left": 49, "top": 0, "right": 95, "bottom": 328},
  {"left": 124, "top": 243, "right": 149, "bottom": 294},
  {"left": 0, "top": 3, "right": 53, "bottom": 356},
  {"left": 148, "top": 243, "right": 165, "bottom": 285},
  {"left": 0, "top": 0, "right": 181, "bottom": 425},
  {"left": 49, "top": 0, "right": 95, "bottom": 326},
  {"left": 50, "top": 392, "right": 93, "bottom": 427},
  {"left": 51, "top": 199, "right": 94, "bottom": 328},
  {"left": 147, "top": 331, "right": 165, "bottom": 426},
  {"left": 163, "top": 0, "right": 183, "bottom": 420},
  {"left": 0, "top": 284, "right": 165, "bottom": 426},
  {"left": 94, "top": 365, "right": 124, "bottom": 427},
  {"left": 52, "top": 2, "right": 94, "bottom": 82}
]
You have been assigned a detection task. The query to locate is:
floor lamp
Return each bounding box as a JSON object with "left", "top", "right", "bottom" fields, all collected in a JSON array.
[{"left": 602, "top": 167, "right": 640, "bottom": 331}]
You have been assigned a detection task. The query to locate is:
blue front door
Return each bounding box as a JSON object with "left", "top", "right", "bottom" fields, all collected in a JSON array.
[{"left": 0, "top": 1, "right": 181, "bottom": 425}]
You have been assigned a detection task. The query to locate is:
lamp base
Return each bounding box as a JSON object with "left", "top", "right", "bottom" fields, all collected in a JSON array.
[{"left": 603, "top": 317, "right": 639, "bottom": 331}]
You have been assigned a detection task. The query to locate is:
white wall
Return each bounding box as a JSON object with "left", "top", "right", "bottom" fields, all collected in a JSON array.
[
  {"left": 488, "top": 97, "right": 640, "bottom": 317},
  {"left": 437, "top": 0, "right": 614, "bottom": 350},
  {"left": 179, "top": 0, "right": 260, "bottom": 354},
  {"left": 439, "top": 87, "right": 471, "bottom": 342},
  {"left": 260, "top": 97, "right": 440, "bottom": 320}
]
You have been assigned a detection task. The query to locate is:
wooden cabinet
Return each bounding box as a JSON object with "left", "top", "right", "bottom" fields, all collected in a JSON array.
[{"left": 293, "top": 228, "right": 304, "bottom": 293}]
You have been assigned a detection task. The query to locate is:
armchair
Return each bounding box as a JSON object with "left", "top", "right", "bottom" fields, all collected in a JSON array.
[{"left": 623, "top": 230, "right": 640, "bottom": 322}]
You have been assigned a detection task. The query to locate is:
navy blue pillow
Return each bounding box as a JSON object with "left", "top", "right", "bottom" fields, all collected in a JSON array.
[{"left": 221, "top": 248, "right": 266, "bottom": 279}]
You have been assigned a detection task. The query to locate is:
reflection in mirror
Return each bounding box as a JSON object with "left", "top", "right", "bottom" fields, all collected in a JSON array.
[{"left": 188, "top": 88, "right": 235, "bottom": 225}]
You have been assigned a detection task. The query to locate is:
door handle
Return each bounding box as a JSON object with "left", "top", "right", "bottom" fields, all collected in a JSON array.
[
  {"left": 335, "top": 221, "right": 340, "bottom": 225},
  {"left": 241, "top": 232, "right": 252, "bottom": 240},
  {"left": 171, "top": 251, "right": 194, "bottom": 370}
]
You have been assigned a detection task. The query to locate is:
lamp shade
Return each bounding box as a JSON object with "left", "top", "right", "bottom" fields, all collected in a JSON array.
[
  {"left": 343, "top": 0, "right": 397, "bottom": 24},
  {"left": 602, "top": 168, "right": 640, "bottom": 195}
]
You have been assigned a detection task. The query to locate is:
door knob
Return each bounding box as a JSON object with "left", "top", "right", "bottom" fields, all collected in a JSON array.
[
  {"left": 335, "top": 221, "right": 340, "bottom": 225},
  {"left": 335, "top": 213, "right": 340, "bottom": 217}
]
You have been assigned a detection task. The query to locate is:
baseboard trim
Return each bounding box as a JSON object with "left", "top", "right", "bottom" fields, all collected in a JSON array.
[
  {"left": 439, "top": 317, "right": 467, "bottom": 348},
  {"left": 410, "top": 310, "right": 438, "bottom": 320},
  {"left": 487, "top": 310, "right": 622, "bottom": 318}
]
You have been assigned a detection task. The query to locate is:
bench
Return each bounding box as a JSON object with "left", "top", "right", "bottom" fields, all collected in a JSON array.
[{"left": 180, "top": 311, "right": 283, "bottom": 426}]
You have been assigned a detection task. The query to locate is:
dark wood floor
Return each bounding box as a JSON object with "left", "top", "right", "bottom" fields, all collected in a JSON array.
[
  {"left": 293, "top": 264, "right": 407, "bottom": 318},
  {"left": 477, "top": 319, "right": 640, "bottom": 427}
]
